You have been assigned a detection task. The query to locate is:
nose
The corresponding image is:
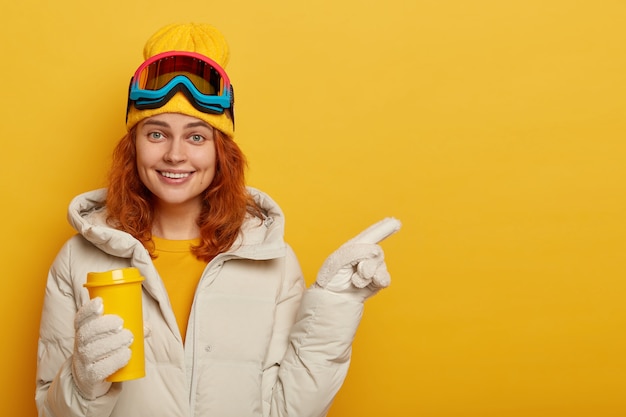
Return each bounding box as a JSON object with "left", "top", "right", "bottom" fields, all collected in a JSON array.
[{"left": 163, "top": 138, "right": 186, "bottom": 163}]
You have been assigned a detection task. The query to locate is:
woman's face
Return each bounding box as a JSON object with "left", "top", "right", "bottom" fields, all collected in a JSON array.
[{"left": 136, "top": 113, "right": 217, "bottom": 210}]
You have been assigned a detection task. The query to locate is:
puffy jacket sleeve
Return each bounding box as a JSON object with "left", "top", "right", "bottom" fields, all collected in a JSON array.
[
  {"left": 36, "top": 237, "right": 121, "bottom": 417},
  {"left": 268, "top": 246, "right": 364, "bottom": 417}
]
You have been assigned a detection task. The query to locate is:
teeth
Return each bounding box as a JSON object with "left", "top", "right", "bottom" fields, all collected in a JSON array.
[{"left": 161, "top": 171, "right": 190, "bottom": 179}]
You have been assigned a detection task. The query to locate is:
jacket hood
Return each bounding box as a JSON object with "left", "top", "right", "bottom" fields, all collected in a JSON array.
[{"left": 67, "top": 187, "right": 287, "bottom": 261}]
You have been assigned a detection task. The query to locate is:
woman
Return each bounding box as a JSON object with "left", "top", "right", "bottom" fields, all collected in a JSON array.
[{"left": 35, "top": 23, "right": 399, "bottom": 417}]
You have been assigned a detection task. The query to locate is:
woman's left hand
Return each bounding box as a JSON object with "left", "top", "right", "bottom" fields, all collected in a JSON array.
[{"left": 314, "top": 218, "right": 401, "bottom": 301}]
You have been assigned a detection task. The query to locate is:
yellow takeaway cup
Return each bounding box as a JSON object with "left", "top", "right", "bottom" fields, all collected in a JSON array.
[{"left": 84, "top": 267, "right": 145, "bottom": 382}]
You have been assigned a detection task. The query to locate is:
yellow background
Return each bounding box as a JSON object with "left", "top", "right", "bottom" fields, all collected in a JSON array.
[{"left": 1, "top": 0, "right": 625, "bottom": 416}]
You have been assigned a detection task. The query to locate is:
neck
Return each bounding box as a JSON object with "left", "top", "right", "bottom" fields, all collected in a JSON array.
[{"left": 152, "top": 201, "right": 202, "bottom": 240}]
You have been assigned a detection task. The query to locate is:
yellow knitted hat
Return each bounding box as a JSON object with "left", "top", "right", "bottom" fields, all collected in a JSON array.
[{"left": 126, "top": 23, "right": 234, "bottom": 137}]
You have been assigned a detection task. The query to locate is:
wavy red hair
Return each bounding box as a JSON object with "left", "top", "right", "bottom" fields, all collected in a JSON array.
[{"left": 106, "top": 126, "right": 261, "bottom": 262}]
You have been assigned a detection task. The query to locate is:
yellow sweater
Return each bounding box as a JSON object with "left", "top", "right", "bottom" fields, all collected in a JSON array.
[{"left": 152, "top": 236, "right": 208, "bottom": 343}]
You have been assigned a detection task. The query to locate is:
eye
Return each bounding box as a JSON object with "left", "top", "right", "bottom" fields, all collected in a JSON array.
[
  {"left": 190, "top": 134, "right": 205, "bottom": 143},
  {"left": 149, "top": 132, "right": 163, "bottom": 140}
]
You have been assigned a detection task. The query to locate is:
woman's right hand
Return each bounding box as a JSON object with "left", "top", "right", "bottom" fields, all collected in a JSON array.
[{"left": 71, "top": 297, "right": 133, "bottom": 400}]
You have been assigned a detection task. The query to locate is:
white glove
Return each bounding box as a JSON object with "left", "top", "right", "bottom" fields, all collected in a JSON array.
[
  {"left": 315, "top": 217, "right": 401, "bottom": 300},
  {"left": 71, "top": 297, "right": 133, "bottom": 400}
]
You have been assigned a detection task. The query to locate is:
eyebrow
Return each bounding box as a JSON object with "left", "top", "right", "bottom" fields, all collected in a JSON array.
[
  {"left": 184, "top": 121, "right": 212, "bottom": 129},
  {"left": 142, "top": 120, "right": 169, "bottom": 128}
]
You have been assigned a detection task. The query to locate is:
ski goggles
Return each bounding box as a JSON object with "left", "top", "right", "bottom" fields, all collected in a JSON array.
[{"left": 127, "top": 51, "right": 234, "bottom": 118}]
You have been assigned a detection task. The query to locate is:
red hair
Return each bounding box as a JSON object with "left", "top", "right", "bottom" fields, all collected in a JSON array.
[{"left": 106, "top": 127, "right": 261, "bottom": 262}]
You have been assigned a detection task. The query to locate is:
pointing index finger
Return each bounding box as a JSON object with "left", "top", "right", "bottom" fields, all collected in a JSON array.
[{"left": 350, "top": 217, "right": 402, "bottom": 244}]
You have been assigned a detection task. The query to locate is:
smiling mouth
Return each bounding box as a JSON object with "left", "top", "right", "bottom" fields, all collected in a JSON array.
[{"left": 159, "top": 171, "right": 192, "bottom": 179}]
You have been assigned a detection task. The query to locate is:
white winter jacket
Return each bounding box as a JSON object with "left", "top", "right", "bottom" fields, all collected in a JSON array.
[{"left": 36, "top": 187, "right": 365, "bottom": 417}]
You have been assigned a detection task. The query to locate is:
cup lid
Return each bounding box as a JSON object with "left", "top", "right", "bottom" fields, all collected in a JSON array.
[{"left": 84, "top": 267, "right": 144, "bottom": 287}]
